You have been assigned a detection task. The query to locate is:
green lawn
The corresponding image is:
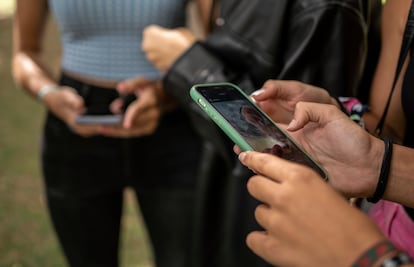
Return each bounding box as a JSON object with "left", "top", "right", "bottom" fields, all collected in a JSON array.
[{"left": 0, "top": 11, "right": 153, "bottom": 267}]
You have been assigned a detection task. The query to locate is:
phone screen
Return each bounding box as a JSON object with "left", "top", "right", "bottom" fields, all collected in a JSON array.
[{"left": 194, "top": 84, "right": 327, "bottom": 179}]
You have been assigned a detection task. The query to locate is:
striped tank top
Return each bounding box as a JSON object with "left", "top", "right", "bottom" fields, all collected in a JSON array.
[{"left": 48, "top": 0, "right": 188, "bottom": 81}]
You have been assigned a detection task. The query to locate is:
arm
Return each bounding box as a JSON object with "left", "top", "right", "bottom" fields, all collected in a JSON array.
[
  {"left": 385, "top": 144, "right": 414, "bottom": 208},
  {"left": 364, "top": 0, "right": 411, "bottom": 141},
  {"left": 194, "top": 0, "right": 214, "bottom": 36},
  {"left": 12, "top": 0, "right": 99, "bottom": 136},
  {"left": 12, "top": 0, "right": 55, "bottom": 98}
]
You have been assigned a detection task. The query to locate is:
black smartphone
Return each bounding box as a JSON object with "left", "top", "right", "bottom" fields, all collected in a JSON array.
[
  {"left": 75, "top": 94, "right": 136, "bottom": 125},
  {"left": 190, "top": 82, "right": 328, "bottom": 180},
  {"left": 75, "top": 114, "right": 124, "bottom": 125}
]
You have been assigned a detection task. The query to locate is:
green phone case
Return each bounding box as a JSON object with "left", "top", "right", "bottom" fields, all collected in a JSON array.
[
  {"left": 190, "top": 82, "right": 328, "bottom": 180},
  {"left": 190, "top": 82, "right": 255, "bottom": 151}
]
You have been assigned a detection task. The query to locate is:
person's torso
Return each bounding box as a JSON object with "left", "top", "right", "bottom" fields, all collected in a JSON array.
[{"left": 49, "top": 0, "right": 188, "bottom": 81}]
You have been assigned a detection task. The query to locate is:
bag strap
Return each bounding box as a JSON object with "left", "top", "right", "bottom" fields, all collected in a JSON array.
[{"left": 375, "top": 1, "right": 414, "bottom": 136}]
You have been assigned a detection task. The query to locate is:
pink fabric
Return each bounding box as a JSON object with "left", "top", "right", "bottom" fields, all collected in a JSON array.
[{"left": 369, "top": 200, "right": 414, "bottom": 259}]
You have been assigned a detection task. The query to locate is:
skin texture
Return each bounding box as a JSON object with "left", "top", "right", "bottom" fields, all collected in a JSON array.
[
  {"left": 245, "top": 80, "right": 414, "bottom": 208},
  {"left": 250, "top": 80, "right": 337, "bottom": 124},
  {"left": 141, "top": 0, "right": 212, "bottom": 72},
  {"left": 237, "top": 101, "right": 383, "bottom": 199},
  {"left": 365, "top": 0, "right": 412, "bottom": 142},
  {"left": 238, "top": 150, "right": 386, "bottom": 267},
  {"left": 236, "top": 102, "right": 414, "bottom": 266},
  {"left": 142, "top": 26, "right": 197, "bottom": 73}
]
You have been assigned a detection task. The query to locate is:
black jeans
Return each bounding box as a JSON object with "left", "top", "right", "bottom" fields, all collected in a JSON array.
[{"left": 41, "top": 74, "right": 203, "bottom": 267}]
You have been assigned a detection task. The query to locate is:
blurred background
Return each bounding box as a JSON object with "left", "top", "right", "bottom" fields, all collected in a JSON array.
[{"left": 0, "top": 2, "right": 154, "bottom": 266}]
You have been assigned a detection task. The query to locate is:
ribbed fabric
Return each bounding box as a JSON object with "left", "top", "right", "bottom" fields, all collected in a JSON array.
[{"left": 49, "top": 0, "right": 187, "bottom": 81}]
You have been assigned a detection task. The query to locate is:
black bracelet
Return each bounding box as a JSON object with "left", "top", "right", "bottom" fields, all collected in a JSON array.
[
  {"left": 334, "top": 97, "right": 351, "bottom": 115},
  {"left": 367, "top": 137, "right": 393, "bottom": 203}
]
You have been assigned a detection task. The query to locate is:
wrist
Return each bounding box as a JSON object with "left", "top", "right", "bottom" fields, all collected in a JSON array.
[
  {"left": 37, "top": 84, "right": 60, "bottom": 102},
  {"left": 352, "top": 240, "right": 413, "bottom": 267},
  {"left": 367, "top": 137, "right": 393, "bottom": 203}
]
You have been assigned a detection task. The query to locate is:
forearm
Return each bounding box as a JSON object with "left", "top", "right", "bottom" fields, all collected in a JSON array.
[
  {"left": 384, "top": 144, "right": 414, "bottom": 208},
  {"left": 13, "top": 0, "right": 57, "bottom": 100},
  {"left": 12, "top": 51, "right": 58, "bottom": 100}
]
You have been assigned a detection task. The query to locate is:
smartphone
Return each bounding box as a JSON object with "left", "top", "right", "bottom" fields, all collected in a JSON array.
[
  {"left": 75, "top": 94, "right": 135, "bottom": 125},
  {"left": 75, "top": 114, "right": 124, "bottom": 125},
  {"left": 190, "top": 82, "right": 328, "bottom": 180}
]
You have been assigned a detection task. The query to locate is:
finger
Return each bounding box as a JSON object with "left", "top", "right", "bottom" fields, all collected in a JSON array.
[
  {"left": 123, "top": 101, "right": 142, "bottom": 129},
  {"left": 142, "top": 25, "right": 163, "bottom": 44},
  {"left": 99, "top": 121, "right": 157, "bottom": 137},
  {"left": 246, "top": 231, "right": 280, "bottom": 265},
  {"left": 116, "top": 77, "right": 152, "bottom": 95},
  {"left": 122, "top": 90, "right": 157, "bottom": 128},
  {"left": 253, "top": 203, "right": 283, "bottom": 232},
  {"left": 252, "top": 80, "right": 296, "bottom": 101},
  {"left": 287, "top": 102, "right": 343, "bottom": 131},
  {"left": 98, "top": 125, "right": 134, "bottom": 138},
  {"left": 61, "top": 87, "right": 85, "bottom": 111},
  {"left": 71, "top": 124, "right": 101, "bottom": 137},
  {"left": 109, "top": 98, "right": 124, "bottom": 114},
  {"left": 233, "top": 145, "right": 242, "bottom": 155},
  {"left": 238, "top": 151, "right": 297, "bottom": 183},
  {"left": 247, "top": 175, "right": 282, "bottom": 205}
]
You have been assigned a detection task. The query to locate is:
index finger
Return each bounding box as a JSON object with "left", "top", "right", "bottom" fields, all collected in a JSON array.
[
  {"left": 238, "top": 151, "right": 304, "bottom": 184},
  {"left": 116, "top": 77, "right": 153, "bottom": 94}
]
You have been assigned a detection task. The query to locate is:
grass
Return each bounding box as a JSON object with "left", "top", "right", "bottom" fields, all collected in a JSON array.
[{"left": 0, "top": 8, "right": 154, "bottom": 267}]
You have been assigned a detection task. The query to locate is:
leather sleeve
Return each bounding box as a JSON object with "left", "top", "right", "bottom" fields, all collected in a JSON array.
[
  {"left": 279, "top": 3, "right": 368, "bottom": 98},
  {"left": 162, "top": 0, "right": 372, "bottom": 163},
  {"left": 163, "top": 42, "right": 248, "bottom": 163}
]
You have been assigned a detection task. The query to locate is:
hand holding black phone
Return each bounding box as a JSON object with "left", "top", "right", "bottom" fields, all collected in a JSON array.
[{"left": 75, "top": 93, "right": 137, "bottom": 125}]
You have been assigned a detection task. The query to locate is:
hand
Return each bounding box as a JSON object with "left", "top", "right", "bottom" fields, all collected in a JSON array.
[
  {"left": 101, "top": 77, "right": 167, "bottom": 137},
  {"left": 142, "top": 25, "right": 196, "bottom": 72},
  {"left": 238, "top": 151, "right": 386, "bottom": 267},
  {"left": 43, "top": 86, "right": 101, "bottom": 137},
  {"left": 252, "top": 80, "right": 336, "bottom": 124},
  {"left": 285, "top": 102, "right": 384, "bottom": 198}
]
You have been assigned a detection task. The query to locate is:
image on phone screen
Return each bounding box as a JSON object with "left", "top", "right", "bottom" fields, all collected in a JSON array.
[{"left": 191, "top": 83, "right": 327, "bottom": 179}]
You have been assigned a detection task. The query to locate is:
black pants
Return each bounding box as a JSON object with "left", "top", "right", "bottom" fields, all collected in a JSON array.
[{"left": 41, "top": 75, "right": 203, "bottom": 267}]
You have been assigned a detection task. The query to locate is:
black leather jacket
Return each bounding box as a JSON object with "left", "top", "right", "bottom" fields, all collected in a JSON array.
[
  {"left": 165, "top": 0, "right": 380, "bottom": 162},
  {"left": 163, "top": 1, "right": 381, "bottom": 266}
]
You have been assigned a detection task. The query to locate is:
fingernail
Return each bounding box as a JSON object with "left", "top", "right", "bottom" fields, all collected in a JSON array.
[
  {"left": 251, "top": 89, "right": 264, "bottom": 97},
  {"left": 287, "top": 119, "right": 297, "bottom": 130},
  {"left": 238, "top": 152, "right": 246, "bottom": 162}
]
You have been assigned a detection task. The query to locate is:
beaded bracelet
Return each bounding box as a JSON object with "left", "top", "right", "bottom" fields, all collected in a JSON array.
[
  {"left": 352, "top": 240, "right": 397, "bottom": 267},
  {"left": 380, "top": 252, "right": 412, "bottom": 267},
  {"left": 337, "top": 97, "right": 368, "bottom": 128},
  {"left": 367, "top": 136, "right": 393, "bottom": 203}
]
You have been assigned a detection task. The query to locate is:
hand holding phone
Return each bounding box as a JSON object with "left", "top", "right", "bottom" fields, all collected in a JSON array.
[
  {"left": 75, "top": 94, "right": 137, "bottom": 125},
  {"left": 190, "top": 82, "right": 328, "bottom": 179}
]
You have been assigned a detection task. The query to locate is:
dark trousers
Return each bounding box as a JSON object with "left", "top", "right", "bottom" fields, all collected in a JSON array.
[{"left": 41, "top": 75, "right": 203, "bottom": 267}]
